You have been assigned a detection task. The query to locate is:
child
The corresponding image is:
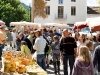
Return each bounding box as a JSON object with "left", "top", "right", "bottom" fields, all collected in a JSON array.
[
  {"left": 86, "top": 40, "right": 94, "bottom": 59},
  {"left": 72, "top": 46, "right": 94, "bottom": 75},
  {"left": 21, "top": 41, "right": 31, "bottom": 56},
  {"left": 51, "top": 35, "right": 60, "bottom": 75}
]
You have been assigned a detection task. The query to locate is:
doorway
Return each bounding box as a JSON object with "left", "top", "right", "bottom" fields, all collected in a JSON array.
[{"left": 58, "top": 6, "right": 64, "bottom": 18}]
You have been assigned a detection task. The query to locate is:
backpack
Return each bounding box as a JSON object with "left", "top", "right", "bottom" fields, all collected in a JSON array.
[
  {"left": 43, "top": 35, "right": 51, "bottom": 54},
  {"left": 52, "top": 41, "right": 60, "bottom": 50},
  {"left": 44, "top": 43, "right": 49, "bottom": 54}
]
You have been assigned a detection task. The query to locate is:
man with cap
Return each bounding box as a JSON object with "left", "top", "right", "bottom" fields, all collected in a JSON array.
[{"left": 0, "top": 25, "right": 7, "bottom": 60}]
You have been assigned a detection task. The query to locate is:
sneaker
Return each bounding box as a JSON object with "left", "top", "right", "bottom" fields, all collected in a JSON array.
[
  {"left": 58, "top": 71, "right": 60, "bottom": 75},
  {"left": 54, "top": 71, "right": 57, "bottom": 75},
  {"left": 49, "top": 60, "right": 53, "bottom": 64}
]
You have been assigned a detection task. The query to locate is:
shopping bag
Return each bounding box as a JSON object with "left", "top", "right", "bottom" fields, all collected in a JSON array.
[{"left": 48, "top": 54, "right": 52, "bottom": 60}]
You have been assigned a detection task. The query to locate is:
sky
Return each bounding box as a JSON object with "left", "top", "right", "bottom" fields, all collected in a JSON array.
[
  {"left": 87, "top": 0, "right": 98, "bottom": 6},
  {"left": 20, "top": 0, "right": 98, "bottom": 6},
  {"left": 20, "top": 0, "right": 32, "bottom": 5}
]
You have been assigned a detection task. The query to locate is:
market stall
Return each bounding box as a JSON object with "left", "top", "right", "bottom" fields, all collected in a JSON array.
[
  {"left": 73, "top": 22, "right": 88, "bottom": 31},
  {"left": 41, "top": 23, "right": 58, "bottom": 28},
  {"left": 0, "top": 51, "right": 47, "bottom": 75},
  {"left": 41, "top": 23, "right": 69, "bottom": 28},
  {"left": 41, "top": 23, "right": 69, "bottom": 32},
  {"left": 10, "top": 22, "right": 41, "bottom": 31},
  {"left": 59, "top": 24, "right": 69, "bottom": 29},
  {"left": 86, "top": 17, "right": 100, "bottom": 32}
]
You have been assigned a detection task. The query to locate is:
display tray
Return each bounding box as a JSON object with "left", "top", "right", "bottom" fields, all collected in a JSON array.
[
  {"left": 0, "top": 70, "right": 47, "bottom": 75},
  {"left": 0, "top": 59, "right": 47, "bottom": 75},
  {"left": 26, "top": 64, "right": 47, "bottom": 75},
  {"left": 0, "top": 66, "right": 47, "bottom": 75},
  {"left": 0, "top": 51, "right": 48, "bottom": 75}
]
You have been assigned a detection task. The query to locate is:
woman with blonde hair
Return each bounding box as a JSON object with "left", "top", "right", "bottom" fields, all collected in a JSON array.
[{"left": 72, "top": 46, "right": 94, "bottom": 75}]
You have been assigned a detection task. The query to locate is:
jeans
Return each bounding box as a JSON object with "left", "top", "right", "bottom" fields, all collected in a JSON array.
[
  {"left": 37, "top": 54, "right": 46, "bottom": 71},
  {"left": 53, "top": 53, "right": 60, "bottom": 73},
  {"left": 0, "top": 44, "right": 4, "bottom": 60},
  {"left": 63, "top": 55, "right": 75, "bottom": 75}
]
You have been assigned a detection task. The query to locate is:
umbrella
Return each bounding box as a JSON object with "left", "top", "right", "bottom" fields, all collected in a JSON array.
[
  {"left": 73, "top": 22, "right": 88, "bottom": 30},
  {"left": 86, "top": 17, "right": 100, "bottom": 32},
  {"left": 41, "top": 23, "right": 58, "bottom": 27},
  {"left": 10, "top": 22, "right": 21, "bottom": 26},
  {"left": 0, "top": 20, "right": 5, "bottom": 25},
  {"left": 61, "top": 24, "right": 69, "bottom": 28}
]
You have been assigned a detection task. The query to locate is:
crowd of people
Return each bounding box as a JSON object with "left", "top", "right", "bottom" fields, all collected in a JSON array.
[{"left": 0, "top": 25, "right": 100, "bottom": 75}]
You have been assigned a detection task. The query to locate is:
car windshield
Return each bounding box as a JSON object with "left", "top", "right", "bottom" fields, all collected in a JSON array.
[{"left": 80, "top": 27, "right": 90, "bottom": 33}]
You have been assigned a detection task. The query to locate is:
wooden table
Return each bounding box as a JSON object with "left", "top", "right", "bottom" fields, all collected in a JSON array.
[{"left": 0, "top": 61, "right": 48, "bottom": 75}]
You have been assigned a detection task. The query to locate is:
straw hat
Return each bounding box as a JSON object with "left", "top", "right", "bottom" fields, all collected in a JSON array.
[
  {"left": 0, "top": 25, "right": 6, "bottom": 29},
  {"left": 5, "top": 27, "right": 9, "bottom": 30}
]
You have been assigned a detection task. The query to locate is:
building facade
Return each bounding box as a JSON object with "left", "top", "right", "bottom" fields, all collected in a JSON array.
[{"left": 33, "top": 0, "right": 87, "bottom": 24}]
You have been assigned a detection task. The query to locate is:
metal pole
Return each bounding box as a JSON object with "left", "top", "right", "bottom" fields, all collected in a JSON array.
[
  {"left": 29, "top": 3, "right": 31, "bottom": 22},
  {"left": 32, "top": 0, "right": 34, "bottom": 22}
]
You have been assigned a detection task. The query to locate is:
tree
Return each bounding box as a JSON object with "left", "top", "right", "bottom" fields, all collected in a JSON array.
[
  {"left": 97, "top": 0, "right": 100, "bottom": 6},
  {"left": 32, "top": 0, "right": 47, "bottom": 22},
  {"left": 0, "top": 0, "right": 29, "bottom": 26},
  {"left": 21, "top": 3, "right": 30, "bottom": 21}
]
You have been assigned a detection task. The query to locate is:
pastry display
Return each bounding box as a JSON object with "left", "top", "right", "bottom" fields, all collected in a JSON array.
[
  {"left": 17, "top": 65, "right": 26, "bottom": 74},
  {"left": 9, "top": 62, "right": 16, "bottom": 72},
  {"left": 4, "top": 61, "right": 11, "bottom": 72},
  {"left": 21, "top": 58, "right": 29, "bottom": 66},
  {"left": 1, "top": 51, "right": 47, "bottom": 75},
  {"left": 26, "top": 64, "right": 47, "bottom": 75},
  {"left": 4, "top": 51, "right": 12, "bottom": 60}
]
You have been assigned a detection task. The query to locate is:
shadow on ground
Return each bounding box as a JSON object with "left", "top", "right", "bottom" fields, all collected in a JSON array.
[{"left": 46, "top": 65, "right": 64, "bottom": 75}]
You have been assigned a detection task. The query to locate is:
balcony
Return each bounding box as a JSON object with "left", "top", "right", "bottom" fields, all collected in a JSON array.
[{"left": 55, "top": 14, "right": 67, "bottom": 19}]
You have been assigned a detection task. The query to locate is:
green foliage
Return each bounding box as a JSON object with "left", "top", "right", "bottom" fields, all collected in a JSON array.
[
  {"left": 21, "top": 3, "right": 30, "bottom": 11},
  {"left": 97, "top": 0, "right": 100, "bottom": 5},
  {"left": 0, "top": 0, "right": 30, "bottom": 26},
  {"left": 21, "top": 2, "right": 30, "bottom": 22}
]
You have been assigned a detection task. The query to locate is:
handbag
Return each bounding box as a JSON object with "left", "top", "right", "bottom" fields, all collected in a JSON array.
[{"left": 44, "top": 43, "right": 49, "bottom": 54}]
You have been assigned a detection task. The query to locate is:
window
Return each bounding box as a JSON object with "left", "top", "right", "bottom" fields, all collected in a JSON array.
[
  {"left": 71, "top": 6, "right": 76, "bottom": 15},
  {"left": 71, "top": 0, "right": 76, "bottom": 2},
  {"left": 59, "top": 0, "right": 63, "bottom": 4},
  {"left": 45, "top": 6, "right": 50, "bottom": 15},
  {"left": 46, "top": 0, "right": 50, "bottom": 1},
  {"left": 58, "top": 6, "right": 63, "bottom": 18}
]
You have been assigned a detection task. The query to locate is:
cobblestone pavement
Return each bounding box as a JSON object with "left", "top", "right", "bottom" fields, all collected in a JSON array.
[{"left": 47, "top": 64, "right": 70, "bottom": 75}]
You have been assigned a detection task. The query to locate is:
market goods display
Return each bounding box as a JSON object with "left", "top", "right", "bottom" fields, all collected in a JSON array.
[
  {"left": 26, "top": 64, "right": 47, "bottom": 75},
  {"left": 1, "top": 51, "right": 47, "bottom": 75},
  {"left": 17, "top": 65, "right": 26, "bottom": 74}
]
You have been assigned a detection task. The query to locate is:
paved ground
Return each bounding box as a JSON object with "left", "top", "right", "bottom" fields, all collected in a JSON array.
[
  {"left": 0, "top": 61, "right": 70, "bottom": 75},
  {"left": 47, "top": 64, "right": 70, "bottom": 75}
]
